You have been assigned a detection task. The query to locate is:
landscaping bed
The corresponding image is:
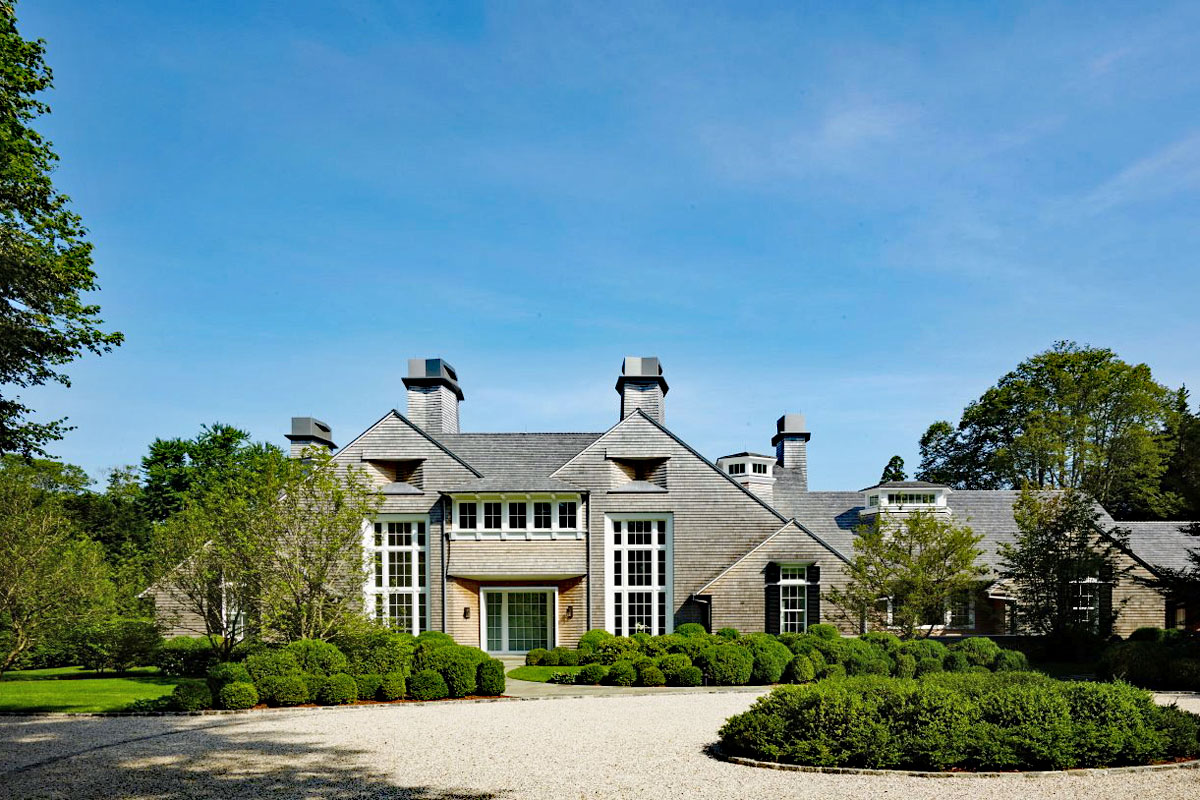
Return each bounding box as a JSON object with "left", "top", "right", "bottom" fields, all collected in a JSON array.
[{"left": 507, "top": 665, "right": 586, "bottom": 683}]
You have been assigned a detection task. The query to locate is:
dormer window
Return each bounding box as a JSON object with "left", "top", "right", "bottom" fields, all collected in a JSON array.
[
  {"left": 752, "top": 463, "right": 768, "bottom": 475},
  {"left": 859, "top": 482, "right": 951, "bottom": 518},
  {"left": 887, "top": 492, "right": 937, "bottom": 505},
  {"left": 728, "top": 463, "right": 746, "bottom": 475}
]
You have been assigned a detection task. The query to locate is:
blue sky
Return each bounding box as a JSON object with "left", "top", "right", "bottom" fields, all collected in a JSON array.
[{"left": 17, "top": 1, "right": 1200, "bottom": 490}]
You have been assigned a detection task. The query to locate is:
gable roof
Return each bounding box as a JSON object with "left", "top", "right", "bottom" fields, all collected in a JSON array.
[
  {"left": 432, "top": 432, "right": 601, "bottom": 485},
  {"left": 1120, "top": 521, "right": 1200, "bottom": 573}
]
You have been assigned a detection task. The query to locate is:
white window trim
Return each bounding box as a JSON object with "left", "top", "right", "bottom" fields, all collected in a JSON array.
[
  {"left": 362, "top": 514, "right": 431, "bottom": 634},
  {"left": 778, "top": 563, "right": 811, "bottom": 634},
  {"left": 604, "top": 512, "right": 674, "bottom": 636},
  {"left": 479, "top": 586, "right": 559, "bottom": 654},
  {"left": 450, "top": 494, "right": 584, "bottom": 541},
  {"left": 944, "top": 592, "right": 976, "bottom": 629}
]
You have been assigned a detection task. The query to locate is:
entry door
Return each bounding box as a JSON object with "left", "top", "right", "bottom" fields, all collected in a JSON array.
[{"left": 484, "top": 590, "right": 554, "bottom": 653}]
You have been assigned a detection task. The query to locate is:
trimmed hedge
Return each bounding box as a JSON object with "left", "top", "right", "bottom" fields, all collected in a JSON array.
[
  {"left": 286, "top": 640, "right": 348, "bottom": 676},
  {"left": 676, "top": 665, "right": 703, "bottom": 687},
  {"left": 784, "top": 654, "right": 816, "bottom": 684},
  {"left": 171, "top": 679, "right": 212, "bottom": 711},
  {"left": 257, "top": 674, "right": 309, "bottom": 706},
  {"left": 526, "top": 648, "right": 550, "bottom": 666},
  {"left": 476, "top": 659, "right": 506, "bottom": 696},
  {"left": 576, "top": 663, "right": 609, "bottom": 685},
  {"left": 605, "top": 660, "right": 637, "bottom": 686},
  {"left": 318, "top": 673, "right": 358, "bottom": 705},
  {"left": 245, "top": 649, "right": 301, "bottom": 683},
  {"left": 423, "top": 645, "right": 488, "bottom": 697},
  {"left": 218, "top": 682, "right": 259, "bottom": 710},
  {"left": 409, "top": 668, "right": 449, "bottom": 701},
  {"left": 697, "top": 645, "right": 752, "bottom": 686},
  {"left": 354, "top": 673, "right": 384, "bottom": 701},
  {"left": 379, "top": 672, "right": 407, "bottom": 701},
  {"left": 1100, "top": 633, "right": 1200, "bottom": 690},
  {"left": 578, "top": 629, "right": 613, "bottom": 653},
  {"left": 334, "top": 630, "right": 415, "bottom": 678},
  {"left": 155, "top": 636, "right": 221, "bottom": 677},
  {"left": 719, "top": 672, "right": 1200, "bottom": 771}
]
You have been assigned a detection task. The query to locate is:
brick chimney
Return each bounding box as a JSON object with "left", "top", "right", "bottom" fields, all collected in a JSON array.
[
  {"left": 615, "top": 356, "right": 668, "bottom": 424},
  {"left": 403, "top": 358, "right": 464, "bottom": 434}
]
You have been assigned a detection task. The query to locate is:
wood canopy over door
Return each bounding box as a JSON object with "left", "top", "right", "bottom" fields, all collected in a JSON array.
[{"left": 480, "top": 587, "right": 558, "bottom": 654}]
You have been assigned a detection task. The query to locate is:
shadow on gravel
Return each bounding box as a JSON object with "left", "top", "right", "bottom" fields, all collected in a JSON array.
[{"left": 0, "top": 717, "right": 509, "bottom": 800}]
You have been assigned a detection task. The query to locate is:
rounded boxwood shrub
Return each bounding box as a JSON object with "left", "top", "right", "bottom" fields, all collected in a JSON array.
[
  {"left": 915, "top": 656, "right": 943, "bottom": 677},
  {"left": 541, "top": 648, "right": 561, "bottom": 666},
  {"left": 840, "top": 639, "right": 892, "bottom": 676},
  {"left": 577, "top": 629, "right": 613, "bottom": 653},
  {"left": 1098, "top": 641, "right": 1169, "bottom": 687},
  {"left": 245, "top": 649, "right": 301, "bottom": 683},
  {"left": 675, "top": 623, "right": 707, "bottom": 637},
  {"left": 943, "top": 650, "right": 969, "bottom": 672},
  {"left": 807, "top": 623, "right": 840, "bottom": 641},
  {"left": 423, "top": 645, "right": 487, "bottom": 697},
  {"left": 379, "top": 672, "right": 407, "bottom": 701},
  {"left": 476, "top": 658, "right": 505, "bottom": 696},
  {"left": 156, "top": 636, "right": 221, "bottom": 677},
  {"left": 716, "top": 627, "right": 740, "bottom": 640},
  {"left": 697, "top": 645, "right": 752, "bottom": 686},
  {"left": 744, "top": 636, "right": 794, "bottom": 684},
  {"left": 207, "top": 661, "right": 251, "bottom": 695},
  {"left": 525, "top": 648, "right": 549, "bottom": 666},
  {"left": 257, "top": 674, "right": 309, "bottom": 706},
  {"left": 596, "top": 637, "right": 640, "bottom": 665},
  {"left": 354, "top": 673, "right": 384, "bottom": 701},
  {"left": 605, "top": 660, "right": 637, "bottom": 687},
  {"left": 301, "top": 673, "right": 327, "bottom": 703},
  {"left": 317, "top": 673, "right": 358, "bottom": 705},
  {"left": 217, "top": 681, "right": 258, "bottom": 710},
  {"left": 1168, "top": 658, "right": 1200, "bottom": 690},
  {"left": 1129, "top": 626, "right": 1166, "bottom": 642},
  {"left": 334, "top": 630, "right": 415, "bottom": 677},
  {"left": 993, "top": 649, "right": 1029, "bottom": 672},
  {"left": 409, "top": 668, "right": 449, "bottom": 701},
  {"left": 171, "top": 679, "right": 212, "bottom": 712},
  {"left": 286, "top": 639, "right": 348, "bottom": 676},
  {"left": 894, "top": 653, "right": 917, "bottom": 679},
  {"left": 551, "top": 647, "right": 579, "bottom": 666},
  {"left": 784, "top": 654, "right": 815, "bottom": 684},
  {"left": 638, "top": 664, "right": 666, "bottom": 687},
  {"left": 676, "top": 665, "right": 703, "bottom": 687},
  {"left": 656, "top": 653, "right": 691, "bottom": 683},
  {"left": 575, "top": 663, "right": 608, "bottom": 685},
  {"left": 953, "top": 637, "right": 1002, "bottom": 668},
  {"left": 1150, "top": 703, "right": 1200, "bottom": 759},
  {"left": 901, "top": 638, "right": 948, "bottom": 662},
  {"left": 822, "top": 663, "right": 846, "bottom": 680},
  {"left": 861, "top": 630, "right": 902, "bottom": 655}
]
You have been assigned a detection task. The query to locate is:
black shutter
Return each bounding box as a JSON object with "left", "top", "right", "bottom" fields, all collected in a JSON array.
[
  {"left": 764, "top": 562, "right": 781, "bottom": 635},
  {"left": 806, "top": 564, "right": 821, "bottom": 628}
]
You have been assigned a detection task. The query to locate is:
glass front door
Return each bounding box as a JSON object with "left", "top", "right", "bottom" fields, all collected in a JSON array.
[{"left": 483, "top": 590, "right": 553, "bottom": 653}]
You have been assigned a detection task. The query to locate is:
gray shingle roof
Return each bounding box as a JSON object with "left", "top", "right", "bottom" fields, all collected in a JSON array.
[
  {"left": 1120, "top": 521, "right": 1200, "bottom": 572},
  {"left": 433, "top": 432, "right": 601, "bottom": 491},
  {"left": 860, "top": 480, "right": 950, "bottom": 491}
]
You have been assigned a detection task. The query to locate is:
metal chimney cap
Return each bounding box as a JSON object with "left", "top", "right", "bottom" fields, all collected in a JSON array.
[
  {"left": 772, "top": 413, "right": 811, "bottom": 445},
  {"left": 615, "top": 355, "right": 669, "bottom": 395},
  {"left": 402, "top": 357, "right": 464, "bottom": 400},
  {"left": 285, "top": 416, "right": 336, "bottom": 447}
]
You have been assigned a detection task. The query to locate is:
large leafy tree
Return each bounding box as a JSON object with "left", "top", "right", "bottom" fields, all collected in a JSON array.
[
  {"left": 140, "top": 423, "right": 264, "bottom": 522},
  {"left": 1, "top": 2, "right": 123, "bottom": 457},
  {"left": 998, "top": 487, "right": 1130, "bottom": 642},
  {"left": 0, "top": 458, "right": 114, "bottom": 675},
  {"left": 1160, "top": 388, "right": 1200, "bottom": 520},
  {"left": 880, "top": 455, "right": 907, "bottom": 483},
  {"left": 916, "top": 342, "right": 1177, "bottom": 519},
  {"left": 826, "top": 511, "right": 987, "bottom": 638}
]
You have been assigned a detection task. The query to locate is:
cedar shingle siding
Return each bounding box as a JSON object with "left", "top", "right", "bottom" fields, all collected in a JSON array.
[{"left": 150, "top": 357, "right": 1196, "bottom": 648}]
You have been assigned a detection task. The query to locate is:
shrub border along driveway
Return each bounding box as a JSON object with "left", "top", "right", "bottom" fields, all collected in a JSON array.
[{"left": 710, "top": 746, "right": 1200, "bottom": 778}]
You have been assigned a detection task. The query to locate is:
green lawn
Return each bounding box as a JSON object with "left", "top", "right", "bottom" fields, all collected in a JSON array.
[
  {"left": 0, "top": 669, "right": 182, "bottom": 713},
  {"left": 1, "top": 665, "right": 161, "bottom": 681},
  {"left": 507, "top": 664, "right": 586, "bottom": 683}
]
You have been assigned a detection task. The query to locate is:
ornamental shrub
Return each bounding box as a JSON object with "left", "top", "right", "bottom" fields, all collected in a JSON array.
[
  {"left": 257, "top": 675, "right": 309, "bottom": 706},
  {"left": 1062, "top": 681, "right": 1165, "bottom": 766},
  {"left": 952, "top": 637, "right": 1001, "bottom": 668},
  {"left": 1129, "top": 627, "right": 1166, "bottom": 642},
  {"left": 217, "top": 682, "right": 258, "bottom": 710},
  {"left": 424, "top": 645, "right": 488, "bottom": 697},
  {"left": 822, "top": 663, "right": 846, "bottom": 680},
  {"left": 784, "top": 654, "right": 815, "bottom": 684},
  {"left": 743, "top": 635, "right": 794, "bottom": 684},
  {"left": 943, "top": 651, "right": 968, "bottom": 673},
  {"left": 992, "top": 650, "right": 1029, "bottom": 672},
  {"left": 716, "top": 627, "right": 740, "bottom": 640},
  {"left": 540, "top": 649, "right": 560, "bottom": 666},
  {"left": 915, "top": 656, "right": 943, "bottom": 677},
  {"left": 901, "top": 638, "right": 948, "bottom": 663},
  {"left": 577, "top": 629, "right": 613, "bottom": 653},
  {"left": 155, "top": 636, "right": 220, "bottom": 677},
  {"left": 476, "top": 659, "right": 505, "bottom": 696},
  {"left": 548, "top": 671, "right": 576, "bottom": 684},
  {"left": 1098, "top": 642, "right": 1169, "bottom": 687},
  {"left": 575, "top": 663, "right": 608, "bottom": 685},
  {"left": 76, "top": 618, "right": 163, "bottom": 673},
  {"left": 975, "top": 683, "right": 1074, "bottom": 769},
  {"left": 638, "top": 664, "right": 666, "bottom": 687},
  {"left": 316, "top": 673, "right": 359, "bottom": 705},
  {"left": 379, "top": 672, "right": 407, "bottom": 701},
  {"left": 596, "top": 637, "right": 640, "bottom": 665},
  {"left": 656, "top": 653, "right": 691, "bottom": 683},
  {"left": 840, "top": 639, "right": 892, "bottom": 676},
  {"left": 1168, "top": 658, "right": 1200, "bottom": 690},
  {"left": 334, "top": 630, "right": 414, "bottom": 678},
  {"left": 207, "top": 661, "right": 252, "bottom": 697},
  {"left": 525, "top": 648, "right": 549, "bottom": 666},
  {"left": 171, "top": 680, "right": 212, "bottom": 712},
  {"left": 300, "top": 673, "right": 327, "bottom": 703},
  {"left": 245, "top": 649, "right": 301, "bottom": 683},
  {"left": 676, "top": 665, "right": 703, "bottom": 687},
  {"left": 807, "top": 623, "right": 840, "bottom": 641},
  {"left": 286, "top": 640, "right": 348, "bottom": 676},
  {"left": 675, "top": 623, "right": 707, "bottom": 638},
  {"left": 662, "top": 633, "right": 711, "bottom": 662},
  {"left": 894, "top": 653, "right": 916, "bottom": 679},
  {"left": 605, "top": 660, "right": 637, "bottom": 687},
  {"left": 1149, "top": 703, "right": 1200, "bottom": 759},
  {"left": 409, "top": 669, "right": 449, "bottom": 701},
  {"left": 354, "top": 673, "right": 384, "bottom": 701},
  {"left": 696, "top": 645, "right": 752, "bottom": 686},
  {"left": 551, "top": 647, "right": 579, "bottom": 666},
  {"left": 860, "top": 630, "right": 902, "bottom": 655},
  {"left": 412, "top": 631, "right": 457, "bottom": 671}
]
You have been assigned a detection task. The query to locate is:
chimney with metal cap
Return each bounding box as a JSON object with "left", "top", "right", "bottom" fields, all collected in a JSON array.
[
  {"left": 772, "top": 413, "right": 811, "bottom": 490},
  {"left": 285, "top": 417, "right": 336, "bottom": 459},
  {"left": 403, "top": 358, "right": 464, "bottom": 434},
  {"left": 615, "top": 356, "right": 668, "bottom": 424}
]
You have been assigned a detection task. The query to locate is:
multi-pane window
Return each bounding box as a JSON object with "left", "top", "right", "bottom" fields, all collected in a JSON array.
[
  {"left": 886, "top": 493, "right": 937, "bottom": 505},
  {"left": 533, "top": 502, "right": 552, "bottom": 529},
  {"left": 366, "top": 519, "right": 428, "bottom": 634},
  {"left": 459, "top": 503, "right": 477, "bottom": 530},
  {"left": 1070, "top": 580, "right": 1100, "bottom": 633},
  {"left": 508, "top": 502, "right": 527, "bottom": 529},
  {"left": 752, "top": 463, "right": 768, "bottom": 474},
  {"left": 558, "top": 501, "right": 577, "bottom": 529},
  {"left": 483, "top": 502, "right": 502, "bottom": 530},
  {"left": 779, "top": 565, "right": 808, "bottom": 633},
  {"left": 728, "top": 463, "right": 746, "bottom": 475},
  {"left": 946, "top": 591, "right": 974, "bottom": 628},
  {"left": 609, "top": 517, "right": 670, "bottom": 636}
]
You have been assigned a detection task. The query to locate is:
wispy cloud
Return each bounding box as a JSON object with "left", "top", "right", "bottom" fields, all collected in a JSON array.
[{"left": 1079, "top": 132, "right": 1200, "bottom": 214}]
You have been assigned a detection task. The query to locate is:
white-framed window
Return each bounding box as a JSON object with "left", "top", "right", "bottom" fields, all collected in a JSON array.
[
  {"left": 458, "top": 502, "right": 477, "bottom": 530},
  {"left": 868, "top": 494, "right": 879, "bottom": 507},
  {"left": 728, "top": 463, "right": 746, "bottom": 475},
  {"left": 508, "top": 501, "right": 527, "bottom": 529},
  {"left": 945, "top": 590, "right": 975, "bottom": 629},
  {"left": 752, "top": 462, "right": 768, "bottom": 475},
  {"left": 365, "top": 516, "right": 429, "bottom": 634},
  {"left": 449, "top": 495, "right": 583, "bottom": 540},
  {"left": 483, "top": 502, "right": 502, "bottom": 530},
  {"left": 1070, "top": 579, "right": 1101, "bottom": 633},
  {"left": 779, "top": 565, "right": 809, "bottom": 633},
  {"left": 558, "top": 501, "right": 577, "bottom": 529},
  {"left": 887, "top": 492, "right": 936, "bottom": 505},
  {"left": 606, "top": 514, "right": 673, "bottom": 636},
  {"left": 481, "top": 587, "right": 558, "bottom": 654},
  {"left": 533, "top": 502, "right": 552, "bottom": 529}
]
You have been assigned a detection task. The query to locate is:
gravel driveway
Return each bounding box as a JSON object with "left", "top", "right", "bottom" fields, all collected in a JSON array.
[{"left": 1, "top": 691, "right": 1198, "bottom": 799}]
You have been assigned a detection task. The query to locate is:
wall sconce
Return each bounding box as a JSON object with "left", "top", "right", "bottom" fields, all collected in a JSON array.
[
  {"left": 464, "top": 606, "right": 470, "bottom": 619},
  {"left": 566, "top": 605, "right": 573, "bottom": 620}
]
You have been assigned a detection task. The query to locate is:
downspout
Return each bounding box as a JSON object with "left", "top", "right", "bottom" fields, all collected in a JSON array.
[
  {"left": 585, "top": 491, "right": 592, "bottom": 631},
  {"left": 441, "top": 494, "right": 447, "bottom": 633}
]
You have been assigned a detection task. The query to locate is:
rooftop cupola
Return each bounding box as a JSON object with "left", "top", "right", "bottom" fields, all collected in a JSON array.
[
  {"left": 716, "top": 452, "right": 777, "bottom": 505},
  {"left": 860, "top": 481, "right": 952, "bottom": 519},
  {"left": 616, "top": 356, "right": 668, "bottom": 424},
  {"left": 285, "top": 417, "right": 336, "bottom": 459},
  {"left": 403, "top": 358, "right": 464, "bottom": 434},
  {"left": 772, "top": 413, "right": 811, "bottom": 491}
]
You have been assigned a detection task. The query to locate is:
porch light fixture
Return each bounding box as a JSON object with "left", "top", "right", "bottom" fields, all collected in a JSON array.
[
  {"left": 464, "top": 606, "right": 470, "bottom": 619},
  {"left": 566, "top": 605, "right": 573, "bottom": 620}
]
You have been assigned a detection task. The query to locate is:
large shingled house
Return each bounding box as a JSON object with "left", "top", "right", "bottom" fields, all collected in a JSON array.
[{"left": 154, "top": 356, "right": 1198, "bottom": 652}]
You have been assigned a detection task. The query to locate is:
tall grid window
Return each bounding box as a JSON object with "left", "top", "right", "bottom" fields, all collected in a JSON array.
[
  {"left": 458, "top": 503, "right": 477, "bottom": 530},
  {"left": 558, "top": 501, "right": 577, "bottom": 529},
  {"left": 609, "top": 517, "right": 670, "bottom": 636},
  {"left": 508, "top": 502, "right": 527, "bottom": 529},
  {"left": 366, "top": 519, "right": 428, "bottom": 634},
  {"left": 533, "top": 502, "right": 552, "bottom": 529},
  {"left": 1070, "top": 580, "right": 1100, "bottom": 633},
  {"left": 483, "top": 502, "right": 502, "bottom": 530},
  {"left": 946, "top": 591, "right": 974, "bottom": 628},
  {"left": 779, "top": 565, "right": 808, "bottom": 633}
]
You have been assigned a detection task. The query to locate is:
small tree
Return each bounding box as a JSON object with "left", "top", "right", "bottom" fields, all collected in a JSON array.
[
  {"left": 880, "top": 456, "right": 907, "bottom": 483},
  {"left": 827, "top": 511, "right": 986, "bottom": 638},
  {"left": 0, "top": 464, "right": 114, "bottom": 675},
  {"left": 999, "top": 487, "right": 1129, "bottom": 641}
]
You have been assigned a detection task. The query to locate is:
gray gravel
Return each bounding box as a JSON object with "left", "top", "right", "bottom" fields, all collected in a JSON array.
[{"left": 2, "top": 692, "right": 1199, "bottom": 799}]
